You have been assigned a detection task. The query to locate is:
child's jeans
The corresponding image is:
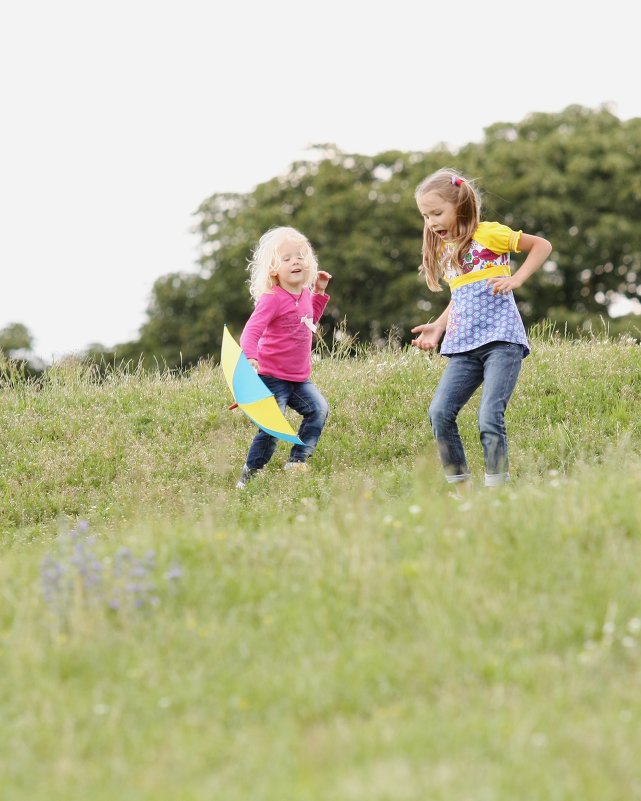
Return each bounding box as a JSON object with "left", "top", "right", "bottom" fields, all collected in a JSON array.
[
  {"left": 245, "top": 376, "right": 329, "bottom": 470},
  {"left": 428, "top": 341, "right": 524, "bottom": 486}
]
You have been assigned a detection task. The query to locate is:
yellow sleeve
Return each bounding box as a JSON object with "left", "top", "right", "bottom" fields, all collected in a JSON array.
[{"left": 475, "top": 221, "right": 522, "bottom": 254}]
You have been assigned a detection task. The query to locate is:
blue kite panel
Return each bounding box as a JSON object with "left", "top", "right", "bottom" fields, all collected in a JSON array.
[{"left": 232, "top": 351, "right": 273, "bottom": 405}]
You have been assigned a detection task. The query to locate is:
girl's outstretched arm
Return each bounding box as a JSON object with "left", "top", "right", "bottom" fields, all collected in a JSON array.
[
  {"left": 486, "top": 233, "right": 552, "bottom": 296},
  {"left": 411, "top": 301, "right": 452, "bottom": 351}
]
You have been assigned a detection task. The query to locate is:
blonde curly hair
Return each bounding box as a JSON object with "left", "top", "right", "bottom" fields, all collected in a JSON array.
[{"left": 247, "top": 226, "right": 319, "bottom": 303}]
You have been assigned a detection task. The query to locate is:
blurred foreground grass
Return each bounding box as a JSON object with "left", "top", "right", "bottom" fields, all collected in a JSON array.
[{"left": 1, "top": 331, "right": 641, "bottom": 799}]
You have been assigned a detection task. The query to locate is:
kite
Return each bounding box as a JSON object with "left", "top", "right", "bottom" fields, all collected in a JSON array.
[{"left": 220, "top": 325, "right": 304, "bottom": 445}]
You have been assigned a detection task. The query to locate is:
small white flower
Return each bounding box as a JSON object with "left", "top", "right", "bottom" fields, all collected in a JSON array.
[{"left": 408, "top": 505, "right": 421, "bottom": 515}]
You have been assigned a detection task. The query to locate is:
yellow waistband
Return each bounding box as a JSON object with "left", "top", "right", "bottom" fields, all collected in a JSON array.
[{"left": 448, "top": 264, "right": 511, "bottom": 290}]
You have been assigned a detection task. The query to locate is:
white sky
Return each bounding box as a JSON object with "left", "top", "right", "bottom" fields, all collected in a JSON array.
[{"left": 1, "top": 0, "right": 639, "bottom": 360}]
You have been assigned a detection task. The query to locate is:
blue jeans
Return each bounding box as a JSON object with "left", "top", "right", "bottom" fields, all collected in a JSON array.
[
  {"left": 428, "top": 342, "right": 524, "bottom": 486},
  {"left": 245, "top": 376, "right": 329, "bottom": 470}
]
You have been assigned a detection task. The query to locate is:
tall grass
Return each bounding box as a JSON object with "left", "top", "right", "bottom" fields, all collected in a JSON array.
[{"left": 1, "top": 330, "right": 641, "bottom": 800}]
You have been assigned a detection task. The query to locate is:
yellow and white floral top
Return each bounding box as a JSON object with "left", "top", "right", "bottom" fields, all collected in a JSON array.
[{"left": 440, "top": 221, "right": 530, "bottom": 356}]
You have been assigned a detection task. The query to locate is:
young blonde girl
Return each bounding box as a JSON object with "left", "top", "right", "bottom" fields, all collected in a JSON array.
[
  {"left": 236, "top": 226, "right": 332, "bottom": 488},
  {"left": 411, "top": 168, "right": 552, "bottom": 488}
]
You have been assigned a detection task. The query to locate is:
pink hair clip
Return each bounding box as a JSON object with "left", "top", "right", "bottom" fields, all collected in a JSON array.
[{"left": 451, "top": 176, "right": 464, "bottom": 187}]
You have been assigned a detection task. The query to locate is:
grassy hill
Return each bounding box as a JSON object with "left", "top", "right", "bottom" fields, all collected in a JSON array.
[{"left": 1, "top": 330, "right": 641, "bottom": 800}]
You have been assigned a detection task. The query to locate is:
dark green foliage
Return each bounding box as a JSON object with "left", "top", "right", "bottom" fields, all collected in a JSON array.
[
  {"left": 98, "top": 106, "right": 641, "bottom": 368},
  {"left": 0, "top": 322, "right": 46, "bottom": 379}
]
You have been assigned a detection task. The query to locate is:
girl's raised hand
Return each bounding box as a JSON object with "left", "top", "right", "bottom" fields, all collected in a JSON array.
[
  {"left": 314, "top": 271, "right": 332, "bottom": 294},
  {"left": 410, "top": 323, "right": 445, "bottom": 351}
]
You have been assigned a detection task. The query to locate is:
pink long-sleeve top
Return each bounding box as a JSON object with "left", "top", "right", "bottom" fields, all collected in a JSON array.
[{"left": 240, "top": 286, "right": 330, "bottom": 382}]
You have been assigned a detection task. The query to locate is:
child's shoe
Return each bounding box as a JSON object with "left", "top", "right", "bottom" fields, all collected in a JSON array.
[
  {"left": 236, "top": 465, "right": 259, "bottom": 489},
  {"left": 283, "top": 460, "right": 308, "bottom": 473}
]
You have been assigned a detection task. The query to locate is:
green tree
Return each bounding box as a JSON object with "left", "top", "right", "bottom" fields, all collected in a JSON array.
[
  {"left": 460, "top": 104, "right": 641, "bottom": 327},
  {"left": 0, "top": 322, "right": 33, "bottom": 354},
  {"left": 104, "top": 106, "right": 641, "bottom": 368},
  {"left": 0, "top": 322, "right": 46, "bottom": 379}
]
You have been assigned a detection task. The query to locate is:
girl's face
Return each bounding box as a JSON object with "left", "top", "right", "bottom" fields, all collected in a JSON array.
[
  {"left": 272, "top": 239, "right": 309, "bottom": 293},
  {"left": 417, "top": 191, "right": 458, "bottom": 241}
]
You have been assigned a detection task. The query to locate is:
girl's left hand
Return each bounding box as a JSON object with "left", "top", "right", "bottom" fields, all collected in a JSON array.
[
  {"left": 486, "top": 275, "right": 521, "bottom": 296},
  {"left": 314, "top": 271, "right": 332, "bottom": 293}
]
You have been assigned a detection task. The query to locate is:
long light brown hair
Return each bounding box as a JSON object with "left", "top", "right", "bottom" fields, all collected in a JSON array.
[{"left": 415, "top": 168, "right": 481, "bottom": 291}]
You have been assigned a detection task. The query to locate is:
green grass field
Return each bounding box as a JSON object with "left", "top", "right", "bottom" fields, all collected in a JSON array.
[{"left": 2, "top": 329, "right": 641, "bottom": 800}]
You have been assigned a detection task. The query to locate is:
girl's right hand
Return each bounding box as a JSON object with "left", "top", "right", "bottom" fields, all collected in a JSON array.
[
  {"left": 410, "top": 323, "right": 445, "bottom": 351},
  {"left": 248, "top": 358, "right": 259, "bottom": 370}
]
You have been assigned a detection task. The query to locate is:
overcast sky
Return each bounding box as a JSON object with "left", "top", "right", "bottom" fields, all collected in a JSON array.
[{"left": 1, "top": 0, "right": 639, "bottom": 360}]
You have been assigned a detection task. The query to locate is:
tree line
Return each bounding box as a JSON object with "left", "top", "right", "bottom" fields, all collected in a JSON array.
[{"left": 5, "top": 104, "right": 641, "bottom": 373}]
